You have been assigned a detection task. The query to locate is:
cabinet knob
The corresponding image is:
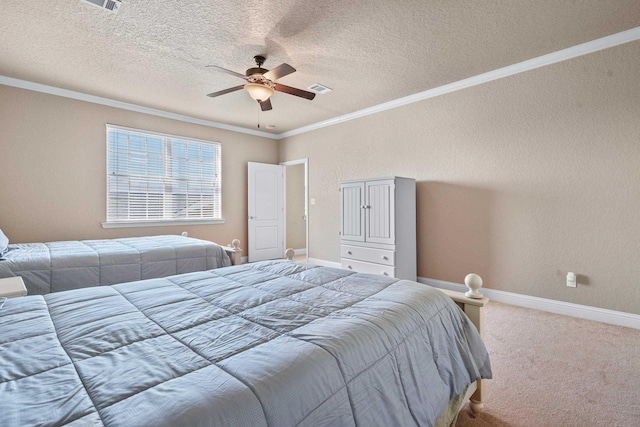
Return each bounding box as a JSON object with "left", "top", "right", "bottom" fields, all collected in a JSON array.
[
  {"left": 383, "top": 272, "right": 389, "bottom": 276},
  {"left": 347, "top": 265, "right": 352, "bottom": 269},
  {"left": 347, "top": 251, "right": 352, "bottom": 255},
  {"left": 382, "top": 256, "right": 388, "bottom": 260}
]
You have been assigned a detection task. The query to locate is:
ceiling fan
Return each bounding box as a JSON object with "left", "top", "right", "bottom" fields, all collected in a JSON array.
[{"left": 205, "top": 55, "right": 316, "bottom": 111}]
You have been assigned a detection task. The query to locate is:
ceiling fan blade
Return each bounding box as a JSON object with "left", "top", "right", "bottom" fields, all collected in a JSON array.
[
  {"left": 274, "top": 83, "right": 316, "bottom": 100},
  {"left": 259, "top": 98, "right": 273, "bottom": 111},
  {"left": 263, "top": 63, "right": 296, "bottom": 81},
  {"left": 205, "top": 65, "right": 248, "bottom": 80},
  {"left": 206, "top": 85, "right": 244, "bottom": 98}
]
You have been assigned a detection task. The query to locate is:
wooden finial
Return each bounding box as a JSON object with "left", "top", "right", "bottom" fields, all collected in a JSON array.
[
  {"left": 464, "top": 273, "right": 484, "bottom": 299},
  {"left": 285, "top": 248, "right": 295, "bottom": 260}
]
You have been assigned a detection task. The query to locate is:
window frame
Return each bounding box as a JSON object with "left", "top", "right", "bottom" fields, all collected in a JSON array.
[{"left": 102, "top": 124, "right": 224, "bottom": 228}]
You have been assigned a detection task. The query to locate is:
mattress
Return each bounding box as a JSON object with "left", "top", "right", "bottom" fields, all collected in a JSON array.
[
  {"left": 0, "top": 260, "right": 492, "bottom": 427},
  {"left": 0, "top": 235, "right": 231, "bottom": 295}
]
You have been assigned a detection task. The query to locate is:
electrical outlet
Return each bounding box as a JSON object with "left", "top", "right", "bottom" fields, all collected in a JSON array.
[{"left": 566, "top": 272, "right": 577, "bottom": 288}]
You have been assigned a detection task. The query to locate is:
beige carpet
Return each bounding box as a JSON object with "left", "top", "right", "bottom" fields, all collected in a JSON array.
[{"left": 455, "top": 302, "right": 640, "bottom": 427}]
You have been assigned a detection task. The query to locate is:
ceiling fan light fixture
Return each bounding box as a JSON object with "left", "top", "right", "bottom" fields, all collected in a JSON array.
[
  {"left": 206, "top": 57, "right": 316, "bottom": 109},
  {"left": 245, "top": 83, "right": 275, "bottom": 102}
]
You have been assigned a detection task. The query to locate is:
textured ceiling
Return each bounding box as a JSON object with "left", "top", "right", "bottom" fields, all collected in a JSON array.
[{"left": 1, "top": 1, "right": 640, "bottom": 134}]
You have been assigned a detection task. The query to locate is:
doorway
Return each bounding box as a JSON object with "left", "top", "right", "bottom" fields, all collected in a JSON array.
[{"left": 282, "top": 159, "right": 308, "bottom": 262}]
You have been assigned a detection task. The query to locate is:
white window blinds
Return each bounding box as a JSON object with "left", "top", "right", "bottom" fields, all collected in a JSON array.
[{"left": 106, "top": 125, "right": 221, "bottom": 224}]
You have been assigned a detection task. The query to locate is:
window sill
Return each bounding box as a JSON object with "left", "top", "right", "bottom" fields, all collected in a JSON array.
[{"left": 101, "top": 219, "right": 225, "bottom": 229}]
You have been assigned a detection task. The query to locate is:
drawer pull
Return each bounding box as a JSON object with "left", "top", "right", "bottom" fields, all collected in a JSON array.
[
  {"left": 383, "top": 272, "right": 389, "bottom": 276},
  {"left": 347, "top": 250, "right": 352, "bottom": 255},
  {"left": 382, "top": 256, "right": 388, "bottom": 260},
  {"left": 347, "top": 265, "right": 352, "bottom": 269}
]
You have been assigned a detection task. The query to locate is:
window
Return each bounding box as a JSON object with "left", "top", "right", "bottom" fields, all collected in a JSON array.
[{"left": 104, "top": 125, "right": 222, "bottom": 227}]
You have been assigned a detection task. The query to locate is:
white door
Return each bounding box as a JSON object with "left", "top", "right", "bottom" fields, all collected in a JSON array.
[
  {"left": 340, "top": 181, "right": 365, "bottom": 242},
  {"left": 248, "top": 162, "right": 285, "bottom": 262},
  {"left": 365, "top": 179, "right": 395, "bottom": 245}
]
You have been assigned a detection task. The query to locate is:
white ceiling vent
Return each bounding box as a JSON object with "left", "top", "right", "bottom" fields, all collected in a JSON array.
[
  {"left": 308, "top": 83, "right": 332, "bottom": 94},
  {"left": 80, "top": 0, "right": 121, "bottom": 14}
]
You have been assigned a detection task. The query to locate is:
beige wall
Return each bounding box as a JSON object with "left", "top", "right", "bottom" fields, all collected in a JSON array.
[
  {"left": 0, "top": 85, "right": 278, "bottom": 247},
  {"left": 286, "top": 163, "right": 306, "bottom": 250},
  {"left": 280, "top": 41, "right": 640, "bottom": 315}
]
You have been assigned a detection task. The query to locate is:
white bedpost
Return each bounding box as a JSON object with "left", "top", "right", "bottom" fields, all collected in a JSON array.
[
  {"left": 438, "top": 273, "right": 489, "bottom": 414},
  {"left": 222, "top": 239, "right": 243, "bottom": 265}
]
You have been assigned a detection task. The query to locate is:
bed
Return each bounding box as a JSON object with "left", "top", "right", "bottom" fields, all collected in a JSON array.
[
  {"left": 0, "top": 233, "right": 232, "bottom": 295},
  {"left": 0, "top": 260, "right": 491, "bottom": 427}
]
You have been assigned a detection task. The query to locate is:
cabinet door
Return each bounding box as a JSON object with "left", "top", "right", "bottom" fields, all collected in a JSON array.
[
  {"left": 340, "top": 182, "right": 365, "bottom": 242},
  {"left": 365, "top": 180, "right": 395, "bottom": 245}
]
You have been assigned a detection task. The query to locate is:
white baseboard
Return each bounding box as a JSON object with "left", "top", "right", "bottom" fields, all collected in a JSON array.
[
  {"left": 418, "top": 277, "right": 640, "bottom": 330},
  {"left": 290, "top": 258, "right": 640, "bottom": 329},
  {"left": 242, "top": 249, "right": 305, "bottom": 264}
]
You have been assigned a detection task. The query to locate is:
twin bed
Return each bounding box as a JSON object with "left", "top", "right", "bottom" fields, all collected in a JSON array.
[
  {"left": 0, "top": 234, "right": 232, "bottom": 295},
  {"left": 0, "top": 235, "right": 491, "bottom": 427}
]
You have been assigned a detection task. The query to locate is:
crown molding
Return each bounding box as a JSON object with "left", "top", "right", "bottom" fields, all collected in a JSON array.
[
  {"left": 0, "top": 75, "right": 278, "bottom": 139},
  {"left": 2, "top": 26, "right": 639, "bottom": 140},
  {"left": 276, "top": 25, "right": 640, "bottom": 139}
]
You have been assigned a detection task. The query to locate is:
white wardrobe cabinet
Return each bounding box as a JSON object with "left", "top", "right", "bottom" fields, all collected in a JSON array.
[{"left": 340, "top": 177, "right": 416, "bottom": 281}]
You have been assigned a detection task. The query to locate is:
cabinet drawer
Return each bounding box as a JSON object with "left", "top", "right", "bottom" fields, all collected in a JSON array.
[
  {"left": 341, "top": 245, "right": 395, "bottom": 266},
  {"left": 341, "top": 259, "right": 396, "bottom": 278}
]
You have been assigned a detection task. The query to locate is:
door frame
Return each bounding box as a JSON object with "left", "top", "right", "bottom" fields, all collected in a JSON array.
[{"left": 280, "top": 158, "right": 309, "bottom": 261}]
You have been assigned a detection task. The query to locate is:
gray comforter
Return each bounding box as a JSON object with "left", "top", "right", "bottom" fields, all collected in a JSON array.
[
  {"left": 0, "top": 261, "right": 491, "bottom": 427},
  {"left": 0, "top": 235, "right": 231, "bottom": 295}
]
